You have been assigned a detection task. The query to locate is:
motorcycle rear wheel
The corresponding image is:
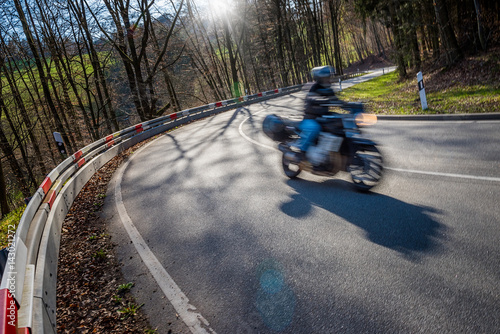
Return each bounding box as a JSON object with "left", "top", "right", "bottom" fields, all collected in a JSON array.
[
  {"left": 349, "top": 145, "right": 383, "bottom": 191},
  {"left": 282, "top": 153, "right": 302, "bottom": 178}
]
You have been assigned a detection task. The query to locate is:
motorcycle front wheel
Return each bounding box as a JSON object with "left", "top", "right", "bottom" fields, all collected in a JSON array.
[
  {"left": 349, "top": 145, "right": 383, "bottom": 191},
  {"left": 282, "top": 153, "right": 302, "bottom": 178}
]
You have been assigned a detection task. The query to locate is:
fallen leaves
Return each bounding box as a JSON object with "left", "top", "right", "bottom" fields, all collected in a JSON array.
[{"left": 57, "top": 140, "right": 159, "bottom": 333}]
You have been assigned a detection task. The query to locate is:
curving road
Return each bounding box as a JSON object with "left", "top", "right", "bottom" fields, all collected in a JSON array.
[{"left": 104, "top": 89, "right": 500, "bottom": 333}]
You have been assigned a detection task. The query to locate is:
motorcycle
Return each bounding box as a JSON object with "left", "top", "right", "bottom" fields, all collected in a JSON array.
[{"left": 262, "top": 102, "right": 383, "bottom": 191}]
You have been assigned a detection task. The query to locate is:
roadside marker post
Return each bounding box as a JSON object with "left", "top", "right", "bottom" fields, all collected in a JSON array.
[
  {"left": 417, "top": 71, "right": 428, "bottom": 110},
  {"left": 53, "top": 132, "right": 67, "bottom": 156}
]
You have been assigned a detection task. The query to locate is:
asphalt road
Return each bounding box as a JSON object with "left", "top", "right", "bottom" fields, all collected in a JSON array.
[{"left": 105, "top": 91, "right": 500, "bottom": 333}]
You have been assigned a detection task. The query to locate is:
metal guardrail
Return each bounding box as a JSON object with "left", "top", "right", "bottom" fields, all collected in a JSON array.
[
  {"left": 335, "top": 70, "right": 369, "bottom": 81},
  {"left": 0, "top": 85, "right": 303, "bottom": 333}
]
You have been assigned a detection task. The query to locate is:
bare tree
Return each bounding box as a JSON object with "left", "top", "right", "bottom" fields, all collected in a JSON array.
[
  {"left": 13, "top": 0, "right": 74, "bottom": 153},
  {"left": 433, "top": 0, "right": 462, "bottom": 64},
  {"left": 85, "top": 0, "right": 185, "bottom": 121},
  {"left": 0, "top": 158, "right": 9, "bottom": 217}
]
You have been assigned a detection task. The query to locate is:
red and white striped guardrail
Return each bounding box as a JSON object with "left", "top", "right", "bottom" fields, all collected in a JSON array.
[{"left": 0, "top": 84, "right": 302, "bottom": 333}]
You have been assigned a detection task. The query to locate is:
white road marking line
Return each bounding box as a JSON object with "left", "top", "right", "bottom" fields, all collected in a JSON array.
[
  {"left": 238, "top": 109, "right": 500, "bottom": 184},
  {"left": 115, "top": 138, "right": 216, "bottom": 334},
  {"left": 238, "top": 109, "right": 277, "bottom": 151},
  {"left": 385, "top": 167, "right": 500, "bottom": 182}
]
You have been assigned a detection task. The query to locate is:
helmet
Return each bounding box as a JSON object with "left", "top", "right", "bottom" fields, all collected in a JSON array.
[{"left": 311, "top": 66, "right": 335, "bottom": 85}]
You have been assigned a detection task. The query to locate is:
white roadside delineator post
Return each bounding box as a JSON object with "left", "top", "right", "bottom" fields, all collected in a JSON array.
[
  {"left": 417, "top": 71, "right": 428, "bottom": 110},
  {"left": 53, "top": 132, "right": 67, "bottom": 155}
]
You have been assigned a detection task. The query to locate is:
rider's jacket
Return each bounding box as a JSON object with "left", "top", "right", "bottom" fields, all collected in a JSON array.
[{"left": 304, "top": 83, "right": 339, "bottom": 119}]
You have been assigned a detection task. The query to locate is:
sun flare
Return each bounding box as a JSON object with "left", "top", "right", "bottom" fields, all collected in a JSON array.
[{"left": 206, "top": 0, "right": 232, "bottom": 17}]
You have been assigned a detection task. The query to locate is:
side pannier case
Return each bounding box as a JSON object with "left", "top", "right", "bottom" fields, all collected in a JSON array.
[{"left": 262, "top": 114, "right": 289, "bottom": 141}]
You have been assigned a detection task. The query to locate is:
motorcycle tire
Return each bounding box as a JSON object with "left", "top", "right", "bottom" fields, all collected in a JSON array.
[
  {"left": 282, "top": 153, "right": 302, "bottom": 179},
  {"left": 349, "top": 145, "right": 383, "bottom": 191}
]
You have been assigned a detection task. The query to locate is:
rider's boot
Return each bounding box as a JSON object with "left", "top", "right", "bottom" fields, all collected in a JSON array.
[{"left": 284, "top": 150, "right": 305, "bottom": 163}]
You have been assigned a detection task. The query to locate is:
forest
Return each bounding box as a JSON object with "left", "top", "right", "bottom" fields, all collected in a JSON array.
[{"left": 0, "top": 0, "right": 499, "bottom": 217}]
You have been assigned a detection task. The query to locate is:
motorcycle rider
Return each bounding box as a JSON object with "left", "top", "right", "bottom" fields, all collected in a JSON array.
[{"left": 292, "top": 65, "right": 342, "bottom": 166}]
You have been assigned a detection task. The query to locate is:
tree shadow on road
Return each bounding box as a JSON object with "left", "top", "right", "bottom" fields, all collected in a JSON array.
[{"left": 281, "top": 178, "right": 446, "bottom": 260}]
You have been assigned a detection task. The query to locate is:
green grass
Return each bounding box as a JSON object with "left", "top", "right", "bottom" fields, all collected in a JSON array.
[
  {"left": 117, "top": 282, "right": 135, "bottom": 293},
  {"left": 0, "top": 205, "right": 25, "bottom": 249},
  {"left": 337, "top": 71, "right": 500, "bottom": 114},
  {"left": 118, "top": 302, "right": 143, "bottom": 319},
  {"left": 92, "top": 249, "right": 107, "bottom": 259}
]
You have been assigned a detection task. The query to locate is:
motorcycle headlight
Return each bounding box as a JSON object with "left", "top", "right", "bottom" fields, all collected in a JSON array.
[{"left": 355, "top": 113, "right": 377, "bottom": 127}]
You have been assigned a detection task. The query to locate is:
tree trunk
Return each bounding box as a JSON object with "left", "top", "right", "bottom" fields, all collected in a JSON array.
[
  {"left": 0, "top": 158, "right": 10, "bottom": 217},
  {"left": 149, "top": 26, "right": 181, "bottom": 112},
  {"left": 328, "top": 0, "right": 343, "bottom": 75},
  {"left": 0, "top": 99, "right": 31, "bottom": 198},
  {"left": 388, "top": 2, "right": 407, "bottom": 77},
  {"left": 2, "top": 67, "right": 47, "bottom": 177},
  {"left": 371, "top": 19, "right": 385, "bottom": 58},
  {"left": 408, "top": 4, "right": 421, "bottom": 70},
  {"left": 352, "top": 33, "right": 364, "bottom": 63},
  {"left": 274, "top": 0, "right": 289, "bottom": 87},
  {"left": 70, "top": 0, "right": 118, "bottom": 133},
  {"left": 422, "top": 0, "right": 440, "bottom": 59},
  {"left": 254, "top": 1, "right": 277, "bottom": 88},
  {"left": 0, "top": 61, "right": 37, "bottom": 188},
  {"left": 473, "top": 0, "right": 486, "bottom": 51},
  {"left": 0, "top": 35, "right": 47, "bottom": 177},
  {"left": 14, "top": 0, "right": 74, "bottom": 154},
  {"left": 183, "top": 1, "right": 226, "bottom": 100},
  {"left": 433, "top": 0, "right": 462, "bottom": 65},
  {"left": 221, "top": 18, "right": 240, "bottom": 97}
]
